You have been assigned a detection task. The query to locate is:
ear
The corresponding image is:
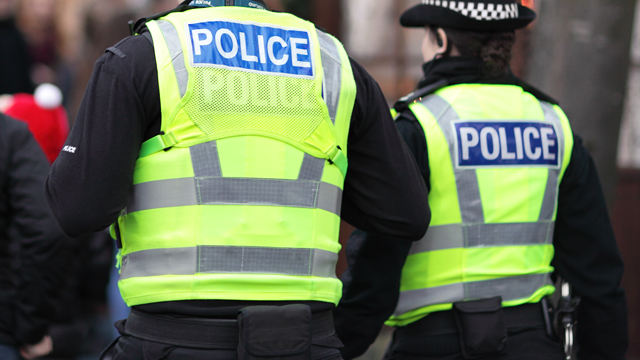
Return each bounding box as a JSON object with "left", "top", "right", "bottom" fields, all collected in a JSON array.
[{"left": 435, "top": 28, "right": 448, "bottom": 55}]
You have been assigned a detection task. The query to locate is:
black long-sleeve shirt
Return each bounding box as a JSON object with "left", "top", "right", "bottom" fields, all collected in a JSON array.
[
  {"left": 334, "top": 58, "right": 628, "bottom": 360},
  {"left": 0, "top": 114, "right": 65, "bottom": 345},
  {"left": 45, "top": 10, "right": 429, "bottom": 317}
]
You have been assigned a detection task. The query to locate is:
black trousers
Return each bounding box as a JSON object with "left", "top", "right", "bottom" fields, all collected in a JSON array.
[
  {"left": 99, "top": 334, "right": 343, "bottom": 360},
  {"left": 384, "top": 327, "right": 564, "bottom": 360}
]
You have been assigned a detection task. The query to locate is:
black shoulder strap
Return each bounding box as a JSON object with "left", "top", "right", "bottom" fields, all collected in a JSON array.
[{"left": 393, "top": 79, "right": 449, "bottom": 114}]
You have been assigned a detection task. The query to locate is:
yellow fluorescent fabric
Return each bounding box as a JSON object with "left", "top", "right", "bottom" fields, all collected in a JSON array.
[
  {"left": 388, "top": 84, "right": 573, "bottom": 326},
  {"left": 476, "top": 168, "right": 548, "bottom": 223},
  {"left": 120, "top": 273, "right": 342, "bottom": 306},
  {"left": 115, "top": 7, "right": 356, "bottom": 306},
  {"left": 410, "top": 102, "right": 462, "bottom": 225}
]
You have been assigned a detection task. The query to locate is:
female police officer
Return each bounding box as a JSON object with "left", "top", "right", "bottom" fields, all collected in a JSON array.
[{"left": 334, "top": 1, "right": 628, "bottom": 359}]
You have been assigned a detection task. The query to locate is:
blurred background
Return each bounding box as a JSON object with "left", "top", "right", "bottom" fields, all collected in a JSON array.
[{"left": 0, "top": 0, "right": 638, "bottom": 358}]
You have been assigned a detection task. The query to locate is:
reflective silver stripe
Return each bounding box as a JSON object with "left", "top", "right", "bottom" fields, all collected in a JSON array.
[
  {"left": 120, "top": 247, "right": 197, "bottom": 280},
  {"left": 393, "top": 273, "right": 552, "bottom": 316},
  {"left": 127, "top": 178, "right": 198, "bottom": 213},
  {"left": 298, "top": 153, "right": 325, "bottom": 181},
  {"left": 198, "top": 177, "right": 325, "bottom": 208},
  {"left": 120, "top": 246, "right": 337, "bottom": 280},
  {"left": 539, "top": 102, "right": 564, "bottom": 221},
  {"left": 410, "top": 224, "right": 464, "bottom": 254},
  {"left": 465, "top": 221, "right": 554, "bottom": 247},
  {"left": 420, "top": 95, "right": 484, "bottom": 223},
  {"left": 157, "top": 20, "right": 188, "bottom": 98},
  {"left": 410, "top": 222, "right": 555, "bottom": 255},
  {"left": 128, "top": 177, "right": 342, "bottom": 215},
  {"left": 317, "top": 30, "right": 342, "bottom": 124},
  {"left": 318, "top": 181, "right": 342, "bottom": 215},
  {"left": 191, "top": 141, "right": 222, "bottom": 178}
]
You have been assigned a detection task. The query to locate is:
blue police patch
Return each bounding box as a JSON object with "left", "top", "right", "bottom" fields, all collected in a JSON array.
[
  {"left": 453, "top": 121, "right": 560, "bottom": 168},
  {"left": 187, "top": 20, "right": 314, "bottom": 79}
]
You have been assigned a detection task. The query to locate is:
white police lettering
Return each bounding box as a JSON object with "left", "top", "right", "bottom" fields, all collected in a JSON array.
[
  {"left": 454, "top": 121, "right": 560, "bottom": 168},
  {"left": 523, "top": 127, "right": 541, "bottom": 160},
  {"left": 459, "top": 127, "right": 479, "bottom": 160},
  {"left": 188, "top": 20, "right": 315, "bottom": 79},
  {"left": 240, "top": 32, "right": 258, "bottom": 62},
  {"left": 267, "top": 36, "right": 289, "bottom": 65},
  {"left": 192, "top": 29, "right": 213, "bottom": 56},
  {"left": 215, "top": 29, "right": 238, "bottom": 59},
  {"left": 62, "top": 145, "right": 76, "bottom": 154}
]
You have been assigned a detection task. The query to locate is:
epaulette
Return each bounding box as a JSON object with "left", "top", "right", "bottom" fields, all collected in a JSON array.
[{"left": 392, "top": 79, "right": 449, "bottom": 115}]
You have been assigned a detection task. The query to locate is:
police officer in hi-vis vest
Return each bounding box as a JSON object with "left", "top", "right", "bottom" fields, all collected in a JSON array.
[
  {"left": 333, "top": 1, "right": 628, "bottom": 359},
  {"left": 45, "top": 0, "right": 431, "bottom": 359}
]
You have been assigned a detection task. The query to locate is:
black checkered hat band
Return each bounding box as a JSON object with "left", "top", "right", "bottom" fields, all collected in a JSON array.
[{"left": 421, "top": 0, "right": 519, "bottom": 20}]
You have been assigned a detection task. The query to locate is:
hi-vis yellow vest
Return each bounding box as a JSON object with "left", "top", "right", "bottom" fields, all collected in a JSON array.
[
  {"left": 111, "top": 7, "right": 356, "bottom": 307},
  {"left": 387, "top": 84, "right": 573, "bottom": 327}
]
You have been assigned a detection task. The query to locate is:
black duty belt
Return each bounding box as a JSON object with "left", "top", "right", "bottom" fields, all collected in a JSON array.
[
  {"left": 120, "top": 308, "right": 336, "bottom": 349},
  {"left": 396, "top": 302, "right": 546, "bottom": 339}
]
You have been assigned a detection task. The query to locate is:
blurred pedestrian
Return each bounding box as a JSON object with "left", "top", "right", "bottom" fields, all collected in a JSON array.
[
  {"left": 45, "top": 0, "right": 430, "bottom": 359},
  {"left": 0, "top": 0, "right": 34, "bottom": 95},
  {"left": 0, "top": 113, "right": 66, "bottom": 360},
  {"left": 334, "top": 1, "right": 628, "bottom": 359},
  {"left": 1, "top": 83, "right": 115, "bottom": 360},
  {"left": 0, "top": 83, "right": 69, "bottom": 163}
]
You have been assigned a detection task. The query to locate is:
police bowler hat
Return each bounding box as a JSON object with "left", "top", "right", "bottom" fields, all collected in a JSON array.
[{"left": 400, "top": 0, "right": 536, "bottom": 31}]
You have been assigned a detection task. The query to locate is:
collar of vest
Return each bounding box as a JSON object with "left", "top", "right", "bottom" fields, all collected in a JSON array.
[
  {"left": 187, "top": 0, "right": 267, "bottom": 9},
  {"left": 129, "top": 0, "right": 269, "bottom": 35},
  {"left": 391, "top": 57, "right": 559, "bottom": 116}
]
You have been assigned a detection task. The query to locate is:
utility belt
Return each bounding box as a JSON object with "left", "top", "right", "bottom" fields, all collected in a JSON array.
[
  {"left": 117, "top": 305, "right": 342, "bottom": 360},
  {"left": 393, "top": 297, "right": 552, "bottom": 359}
]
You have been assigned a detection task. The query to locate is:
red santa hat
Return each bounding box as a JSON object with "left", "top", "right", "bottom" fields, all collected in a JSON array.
[{"left": 0, "top": 84, "right": 69, "bottom": 164}]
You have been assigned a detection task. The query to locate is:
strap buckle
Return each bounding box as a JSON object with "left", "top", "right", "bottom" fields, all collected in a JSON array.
[
  {"left": 326, "top": 146, "right": 347, "bottom": 178},
  {"left": 139, "top": 131, "right": 178, "bottom": 158}
]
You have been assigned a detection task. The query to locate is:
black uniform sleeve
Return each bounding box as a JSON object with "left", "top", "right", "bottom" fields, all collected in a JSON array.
[
  {"left": 552, "top": 134, "right": 628, "bottom": 360},
  {"left": 334, "top": 230, "right": 412, "bottom": 359},
  {"left": 334, "top": 111, "right": 430, "bottom": 359},
  {"left": 45, "top": 35, "right": 160, "bottom": 237},
  {"left": 3, "top": 116, "right": 65, "bottom": 344},
  {"left": 340, "top": 61, "right": 429, "bottom": 240}
]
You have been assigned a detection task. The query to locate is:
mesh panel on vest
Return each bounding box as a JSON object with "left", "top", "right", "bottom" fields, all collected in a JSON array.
[{"left": 185, "top": 66, "right": 324, "bottom": 141}]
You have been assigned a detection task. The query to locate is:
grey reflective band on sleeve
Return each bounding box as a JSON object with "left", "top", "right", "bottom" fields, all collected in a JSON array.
[
  {"left": 393, "top": 273, "right": 552, "bottom": 316},
  {"left": 120, "top": 246, "right": 338, "bottom": 280},
  {"left": 127, "top": 177, "right": 342, "bottom": 215},
  {"left": 409, "top": 222, "right": 555, "bottom": 255},
  {"left": 316, "top": 30, "right": 342, "bottom": 124},
  {"left": 157, "top": 20, "right": 189, "bottom": 98},
  {"left": 420, "top": 95, "right": 485, "bottom": 224}
]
